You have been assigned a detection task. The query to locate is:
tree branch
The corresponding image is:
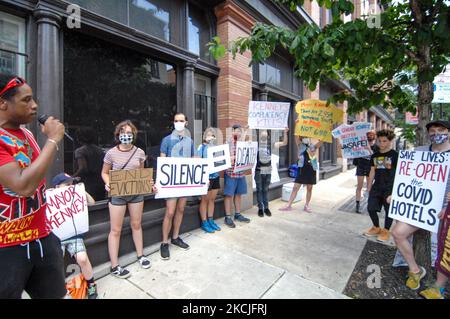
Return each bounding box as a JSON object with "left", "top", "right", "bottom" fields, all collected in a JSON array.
[{"left": 405, "top": 49, "right": 421, "bottom": 64}]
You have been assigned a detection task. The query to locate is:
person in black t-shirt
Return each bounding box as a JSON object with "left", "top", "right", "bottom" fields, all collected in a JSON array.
[
  {"left": 364, "top": 129, "right": 398, "bottom": 243},
  {"left": 353, "top": 130, "right": 379, "bottom": 213}
]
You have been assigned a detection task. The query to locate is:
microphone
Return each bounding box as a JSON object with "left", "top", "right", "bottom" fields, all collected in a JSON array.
[{"left": 38, "top": 114, "right": 74, "bottom": 142}]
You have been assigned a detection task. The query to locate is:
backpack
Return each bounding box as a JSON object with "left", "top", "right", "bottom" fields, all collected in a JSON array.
[
  {"left": 288, "top": 164, "right": 298, "bottom": 178},
  {"left": 65, "top": 274, "right": 88, "bottom": 299}
]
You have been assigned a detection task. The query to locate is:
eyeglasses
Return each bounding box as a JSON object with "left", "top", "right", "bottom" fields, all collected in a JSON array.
[{"left": 0, "top": 77, "right": 26, "bottom": 97}]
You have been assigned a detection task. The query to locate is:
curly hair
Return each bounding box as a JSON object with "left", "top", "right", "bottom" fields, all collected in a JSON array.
[
  {"left": 376, "top": 129, "right": 396, "bottom": 141},
  {"left": 114, "top": 120, "right": 138, "bottom": 144}
]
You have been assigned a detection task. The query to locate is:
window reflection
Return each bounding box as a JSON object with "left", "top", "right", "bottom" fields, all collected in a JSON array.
[
  {"left": 130, "top": 0, "right": 170, "bottom": 42},
  {"left": 63, "top": 31, "right": 177, "bottom": 200},
  {"left": 188, "top": 3, "right": 211, "bottom": 60}
]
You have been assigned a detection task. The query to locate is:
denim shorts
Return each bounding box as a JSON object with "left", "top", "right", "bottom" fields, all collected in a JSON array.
[
  {"left": 61, "top": 237, "right": 86, "bottom": 258},
  {"left": 109, "top": 195, "right": 144, "bottom": 206},
  {"left": 223, "top": 174, "right": 247, "bottom": 196}
]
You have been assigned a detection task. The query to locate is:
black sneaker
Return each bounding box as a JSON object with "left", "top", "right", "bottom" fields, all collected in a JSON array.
[
  {"left": 235, "top": 213, "right": 250, "bottom": 223},
  {"left": 224, "top": 216, "right": 236, "bottom": 228},
  {"left": 264, "top": 208, "right": 272, "bottom": 217},
  {"left": 160, "top": 243, "right": 170, "bottom": 260},
  {"left": 356, "top": 201, "right": 361, "bottom": 214},
  {"left": 137, "top": 256, "right": 152, "bottom": 269},
  {"left": 171, "top": 237, "right": 190, "bottom": 250},
  {"left": 110, "top": 266, "right": 131, "bottom": 279},
  {"left": 87, "top": 283, "right": 98, "bottom": 299},
  {"left": 258, "top": 209, "right": 264, "bottom": 217}
]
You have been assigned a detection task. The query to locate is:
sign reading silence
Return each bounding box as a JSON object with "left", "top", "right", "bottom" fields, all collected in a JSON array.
[
  {"left": 294, "top": 99, "right": 343, "bottom": 143},
  {"left": 388, "top": 150, "right": 450, "bottom": 233},
  {"left": 332, "top": 122, "right": 373, "bottom": 159},
  {"left": 155, "top": 157, "right": 209, "bottom": 199},
  {"left": 248, "top": 101, "right": 290, "bottom": 130}
]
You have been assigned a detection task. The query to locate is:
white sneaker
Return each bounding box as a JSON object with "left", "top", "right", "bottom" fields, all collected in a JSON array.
[{"left": 138, "top": 256, "right": 151, "bottom": 269}]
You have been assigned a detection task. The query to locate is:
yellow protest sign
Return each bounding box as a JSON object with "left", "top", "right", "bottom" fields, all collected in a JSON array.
[
  {"left": 294, "top": 99, "right": 344, "bottom": 143},
  {"left": 109, "top": 168, "right": 153, "bottom": 197}
]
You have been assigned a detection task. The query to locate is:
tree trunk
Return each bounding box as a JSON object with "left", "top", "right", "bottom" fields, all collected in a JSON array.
[{"left": 413, "top": 44, "right": 434, "bottom": 280}]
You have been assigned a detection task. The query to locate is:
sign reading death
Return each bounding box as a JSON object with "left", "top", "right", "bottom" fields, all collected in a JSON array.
[
  {"left": 109, "top": 168, "right": 154, "bottom": 197},
  {"left": 388, "top": 150, "right": 450, "bottom": 233},
  {"left": 234, "top": 141, "right": 258, "bottom": 173}
]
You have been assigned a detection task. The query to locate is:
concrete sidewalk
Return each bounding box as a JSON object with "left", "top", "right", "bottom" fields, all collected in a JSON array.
[{"left": 95, "top": 169, "right": 381, "bottom": 299}]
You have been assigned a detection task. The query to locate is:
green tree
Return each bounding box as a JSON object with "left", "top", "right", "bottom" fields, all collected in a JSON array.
[{"left": 209, "top": 0, "right": 449, "bottom": 284}]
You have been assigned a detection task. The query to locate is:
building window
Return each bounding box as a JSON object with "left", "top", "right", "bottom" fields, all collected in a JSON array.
[
  {"left": 69, "top": 0, "right": 128, "bottom": 24},
  {"left": 188, "top": 3, "right": 212, "bottom": 61},
  {"left": 0, "top": 12, "right": 26, "bottom": 77},
  {"left": 63, "top": 31, "right": 177, "bottom": 201},
  {"left": 194, "top": 74, "right": 215, "bottom": 134},
  {"left": 257, "top": 54, "right": 293, "bottom": 92}
]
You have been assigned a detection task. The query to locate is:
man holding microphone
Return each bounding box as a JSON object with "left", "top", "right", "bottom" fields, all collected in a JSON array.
[{"left": 0, "top": 73, "right": 66, "bottom": 299}]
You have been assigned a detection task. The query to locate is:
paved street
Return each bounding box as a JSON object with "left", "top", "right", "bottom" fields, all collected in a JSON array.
[{"left": 94, "top": 169, "right": 391, "bottom": 299}]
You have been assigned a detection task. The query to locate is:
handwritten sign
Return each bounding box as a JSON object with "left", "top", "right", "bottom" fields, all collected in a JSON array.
[
  {"left": 234, "top": 141, "right": 258, "bottom": 173},
  {"left": 109, "top": 168, "right": 153, "bottom": 197},
  {"left": 46, "top": 183, "right": 89, "bottom": 241},
  {"left": 436, "top": 205, "right": 450, "bottom": 277},
  {"left": 388, "top": 150, "right": 450, "bottom": 233},
  {"left": 207, "top": 144, "right": 231, "bottom": 174},
  {"left": 294, "top": 99, "right": 343, "bottom": 143},
  {"left": 155, "top": 157, "right": 209, "bottom": 199},
  {"left": 248, "top": 101, "right": 290, "bottom": 130},
  {"left": 332, "top": 122, "right": 373, "bottom": 159}
]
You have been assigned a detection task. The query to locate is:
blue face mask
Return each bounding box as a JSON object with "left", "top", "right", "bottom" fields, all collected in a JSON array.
[{"left": 430, "top": 133, "right": 449, "bottom": 145}]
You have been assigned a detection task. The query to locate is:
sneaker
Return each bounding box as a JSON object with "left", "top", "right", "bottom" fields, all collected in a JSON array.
[
  {"left": 138, "top": 256, "right": 151, "bottom": 269},
  {"left": 364, "top": 226, "right": 381, "bottom": 237},
  {"left": 171, "top": 237, "right": 190, "bottom": 250},
  {"left": 355, "top": 201, "right": 361, "bottom": 214},
  {"left": 420, "top": 286, "right": 445, "bottom": 299},
  {"left": 406, "top": 266, "right": 426, "bottom": 290},
  {"left": 208, "top": 219, "right": 221, "bottom": 231},
  {"left": 224, "top": 216, "right": 236, "bottom": 228},
  {"left": 264, "top": 209, "right": 272, "bottom": 217},
  {"left": 201, "top": 220, "right": 215, "bottom": 233},
  {"left": 87, "top": 283, "right": 98, "bottom": 299},
  {"left": 160, "top": 243, "right": 170, "bottom": 260},
  {"left": 110, "top": 266, "right": 131, "bottom": 279},
  {"left": 304, "top": 205, "right": 313, "bottom": 213},
  {"left": 258, "top": 209, "right": 264, "bottom": 217},
  {"left": 234, "top": 213, "right": 250, "bottom": 223},
  {"left": 377, "top": 229, "right": 390, "bottom": 242}
]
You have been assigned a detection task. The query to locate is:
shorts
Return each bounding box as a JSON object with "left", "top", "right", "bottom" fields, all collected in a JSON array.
[
  {"left": 0, "top": 233, "right": 66, "bottom": 299},
  {"left": 356, "top": 166, "right": 371, "bottom": 177},
  {"left": 208, "top": 177, "right": 221, "bottom": 191},
  {"left": 110, "top": 194, "right": 144, "bottom": 206},
  {"left": 367, "top": 190, "right": 390, "bottom": 213},
  {"left": 61, "top": 237, "right": 86, "bottom": 258},
  {"left": 224, "top": 174, "right": 247, "bottom": 196}
]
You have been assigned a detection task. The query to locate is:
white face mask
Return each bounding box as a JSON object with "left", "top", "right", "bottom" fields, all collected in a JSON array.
[
  {"left": 119, "top": 133, "right": 133, "bottom": 145},
  {"left": 205, "top": 135, "right": 216, "bottom": 143},
  {"left": 174, "top": 122, "right": 185, "bottom": 132},
  {"left": 302, "top": 138, "right": 310, "bottom": 145}
]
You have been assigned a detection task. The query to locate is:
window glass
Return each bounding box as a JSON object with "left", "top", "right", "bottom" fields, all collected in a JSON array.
[
  {"left": 130, "top": 0, "right": 171, "bottom": 42},
  {"left": 188, "top": 3, "right": 211, "bottom": 60},
  {"left": 0, "top": 12, "right": 26, "bottom": 77}
]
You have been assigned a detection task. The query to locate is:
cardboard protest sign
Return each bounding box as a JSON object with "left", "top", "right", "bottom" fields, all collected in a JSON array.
[
  {"left": 155, "top": 157, "right": 209, "bottom": 199},
  {"left": 46, "top": 183, "right": 89, "bottom": 241},
  {"left": 207, "top": 144, "right": 231, "bottom": 174},
  {"left": 248, "top": 101, "right": 290, "bottom": 130},
  {"left": 234, "top": 141, "right": 258, "bottom": 173},
  {"left": 332, "top": 122, "right": 373, "bottom": 159},
  {"left": 294, "top": 99, "right": 343, "bottom": 143},
  {"left": 109, "top": 168, "right": 153, "bottom": 197},
  {"left": 388, "top": 150, "right": 450, "bottom": 233}
]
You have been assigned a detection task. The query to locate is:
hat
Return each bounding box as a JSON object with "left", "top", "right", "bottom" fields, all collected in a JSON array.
[
  {"left": 426, "top": 120, "right": 450, "bottom": 131},
  {"left": 51, "top": 173, "right": 75, "bottom": 188},
  {"left": 232, "top": 124, "right": 242, "bottom": 130}
]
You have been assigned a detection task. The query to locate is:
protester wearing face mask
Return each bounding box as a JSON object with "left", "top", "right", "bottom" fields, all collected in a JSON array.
[
  {"left": 197, "top": 127, "right": 222, "bottom": 233},
  {"left": 255, "top": 128, "right": 289, "bottom": 217},
  {"left": 101, "top": 120, "right": 151, "bottom": 279},
  {"left": 280, "top": 136, "right": 323, "bottom": 213},
  {"left": 353, "top": 130, "right": 379, "bottom": 213},
  {"left": 391, "top": 120, "right": 450, "bottom": 296},
  {"left": 159, "top": 113, "right": 195, "bottom": 260}
]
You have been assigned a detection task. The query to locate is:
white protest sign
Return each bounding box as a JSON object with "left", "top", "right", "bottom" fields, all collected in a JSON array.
[
  {"left": 155, "top": 157, "right": 209, "bottom": 199},
  {"left": 46, "top": 183, "right": 89, "bottom": 241},
  {"left": 207, "top": 144, "right": 231, "bottom": 174},
  {"left": 248, "top": 101, "right": 290, "bottom": 130},
  {"left": 234, "top": 141, "right": 258, "bottom": 173},
  {"left": 388, "top": 150, "right": 450, "bottom": 233},
  {"left": 271, "top": 154, "right": 281, "bottom": 183},
  {"left": 332, "top": 122, "right": 372, "bottom": 159}
]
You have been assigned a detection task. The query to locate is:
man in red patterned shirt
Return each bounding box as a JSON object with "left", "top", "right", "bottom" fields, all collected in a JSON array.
[{"left": 0, "top": 73, "right": 66, "bottom": 299}]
